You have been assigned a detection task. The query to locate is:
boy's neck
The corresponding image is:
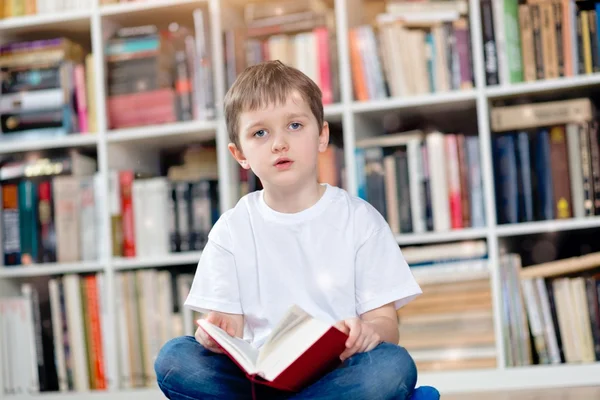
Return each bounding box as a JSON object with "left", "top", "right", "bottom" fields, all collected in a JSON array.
[{"left": 262, "top": 181, "right": 326, "bottom": 214}]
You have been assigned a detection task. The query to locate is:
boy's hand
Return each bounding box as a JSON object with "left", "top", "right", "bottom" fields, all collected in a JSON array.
[
  {"left": 195, "top": 312, "right": 240, "bottom": 353},
  {"left": 336, "top": 318, "right": 381, "bottom": 361}
]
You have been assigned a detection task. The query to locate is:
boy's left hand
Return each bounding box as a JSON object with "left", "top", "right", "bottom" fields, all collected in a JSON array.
[{"left": 335, "top": 318, "right": 381, "bottom": 361}]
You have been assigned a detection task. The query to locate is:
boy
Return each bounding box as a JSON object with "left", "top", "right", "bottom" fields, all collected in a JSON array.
[{"left": 154, "top": 60, "right": 422, "bottom": 399}]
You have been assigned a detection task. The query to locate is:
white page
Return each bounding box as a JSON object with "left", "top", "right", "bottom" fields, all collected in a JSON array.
[{"left": 197, "top": 320, "right": 259, "bottom": 373}]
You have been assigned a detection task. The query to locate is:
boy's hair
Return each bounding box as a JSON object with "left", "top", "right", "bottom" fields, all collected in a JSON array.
[{"left": 223, "top": 60, "right": 324, "bottom": 148}]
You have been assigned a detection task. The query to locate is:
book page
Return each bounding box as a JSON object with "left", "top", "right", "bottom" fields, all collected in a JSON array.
[
  {"left": 260, "top": 317, "right": 333, "bottom": 381},
  {"left": 197, "top": 319, "right": 259, "bottom": 373},
  {"left": 257, "top": 305, "right": 313, "bottom": 368}
]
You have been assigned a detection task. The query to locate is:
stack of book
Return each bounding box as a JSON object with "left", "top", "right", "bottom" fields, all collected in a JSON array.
[
  {"left": 0, "top": 269, "right": 196, "bottom": 394},
  {"left": 481, "top": 0, "right": 600, "bottom": 85},
  {"left": 109, "top": 146, "right": 220, "bottom": 259},
  {"left": 350, "top": 0, "right": 474, "bottom": 100},
  {"left": 223, "top": 0, "right": 339, "bottom": 105},
  {"left": 491, "top": 97, "right": 598, "bottom": 224},
  {"left": 399, "top": 240, "right": 495, "bottom": 372},
  {"left": 355, "top": 130, "right": 485, "bottom": 234},
  {"left": 0, "top": 150, "right": 100, "bottom": 266},
  {"left": 500, "top": 251, "right": 600, "bottom": 367},
  {"left": 105, "top": 18, "right": 214, "bottom": 129},
  {"left": 0, "top": 38, "right": 94, "bottom": 142}
]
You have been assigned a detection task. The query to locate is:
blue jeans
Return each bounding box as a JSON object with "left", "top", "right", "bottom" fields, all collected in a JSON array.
[{"left": 154, "top": 336, "right": 418, "bottom": 400}]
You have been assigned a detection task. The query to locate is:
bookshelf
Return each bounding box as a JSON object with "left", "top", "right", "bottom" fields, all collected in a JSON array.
[{"left": 1, "top": 0, "right": 600, "bottom": 397}]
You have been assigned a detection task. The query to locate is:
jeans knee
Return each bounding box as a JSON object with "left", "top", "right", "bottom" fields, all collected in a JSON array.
[
  {"left": 154, "top": 335, "right": 198, "bottom": 384},
  {"left": 376, "top": 343, "right": 418, "bottom": 397}
]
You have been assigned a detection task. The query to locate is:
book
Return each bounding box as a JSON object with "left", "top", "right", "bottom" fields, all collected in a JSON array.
[{"left": 196, "top": 304, "right": 349, "bottom": 392}]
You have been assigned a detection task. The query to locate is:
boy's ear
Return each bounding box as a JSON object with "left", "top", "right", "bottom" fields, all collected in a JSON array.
[
  {"left": 228, "top": 143, "right": 251, "bottom": 170},
  {"left": 318, "top": 121, "right": 330, "bottom": 153}
]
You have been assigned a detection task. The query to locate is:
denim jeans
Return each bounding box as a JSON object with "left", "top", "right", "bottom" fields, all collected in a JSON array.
[{"left": 154, "top": 335, "right": 418, "bottom": 400}]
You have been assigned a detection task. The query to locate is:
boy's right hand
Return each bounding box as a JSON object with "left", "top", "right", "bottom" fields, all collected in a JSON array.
[{"left": 195, "top": 312, "right": 240, "bottom": 353}]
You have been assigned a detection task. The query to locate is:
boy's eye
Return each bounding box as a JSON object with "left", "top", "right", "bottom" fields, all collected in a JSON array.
[
  {"left": 289, "top": 122, "right": 302, "bottom": 130},
  {"left": 254, "top": 129, "right": 267, "bottom": 138}
]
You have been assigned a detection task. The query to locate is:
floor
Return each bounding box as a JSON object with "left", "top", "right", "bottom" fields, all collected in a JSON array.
[{"left": 444, "top": 386, "right": 600, "bottom": 399}]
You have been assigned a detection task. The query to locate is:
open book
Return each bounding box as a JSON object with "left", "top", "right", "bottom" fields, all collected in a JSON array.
[{"left": 196, "top": 305, "right": 348, "bottom": 392}]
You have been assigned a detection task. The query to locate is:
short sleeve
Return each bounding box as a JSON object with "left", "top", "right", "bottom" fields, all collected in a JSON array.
[
  {"left": 184, "top": 214, "right": 243, "bottom": 314},
  {"left": 355, "top": 224, "right": 422, "bottom": 315}
]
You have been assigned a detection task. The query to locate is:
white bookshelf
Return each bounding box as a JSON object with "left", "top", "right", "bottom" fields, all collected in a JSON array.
[{"left": 1, "top": 0, "right": 600, "bottom": 398}]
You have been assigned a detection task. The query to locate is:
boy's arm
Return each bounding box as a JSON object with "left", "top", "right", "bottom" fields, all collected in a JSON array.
[{"left": 360, "top": 302, "right": 399, "bottom": 344}]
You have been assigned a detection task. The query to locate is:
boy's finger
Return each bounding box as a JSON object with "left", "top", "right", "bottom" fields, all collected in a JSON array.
[
  {"left": 345, "top": 320, "right": 361, "bottom": 348},
  {"left": 334, "top": 320, "right": 349, "bottom": 335}
]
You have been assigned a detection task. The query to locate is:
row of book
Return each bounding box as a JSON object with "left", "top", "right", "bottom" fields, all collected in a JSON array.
[
  {"left": 500, "top": 251, "right": 600, "bottom": 367},
  {"left": 400, "top": 240, "right": 495, "bottom": 372},
  {"left": 110, "top": 145, "right": 220, "bottom": 259},
  {"left": 491, "top": 97, "right": 600, "bottom": 223},
  {"left": 355, "top": 131, "right": 485, "bottom": 235},
  {"left": 0, "top": 151, "right": 100, "bottom": 266},
  {"left": 482, "top": 0, "right": 600, "bottom": 85},
  {"left": 109, "top": 172, "right": 219, "bottom": 259},
  {"left": 223, "top": 0, "right": 339, "bottom": 104},
  {"left": 0, "top": 38, "right": 96, "bottom": 143},
  {"left": 0, "top": 269, "right": 197, "bottom": 395},
  {"left": 352, "top": 0, "right": 474, "bottom": 100},
  {"left": 0, "top": 0, "right": 91, "bottom": 18}
]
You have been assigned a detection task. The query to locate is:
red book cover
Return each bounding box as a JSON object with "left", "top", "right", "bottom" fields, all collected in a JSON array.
[
  {"left": 119, "top": 170, "right": 136, "bottom": 257},
  {"left": 197, "top": 306, "right": 348, "bottom": 393}
]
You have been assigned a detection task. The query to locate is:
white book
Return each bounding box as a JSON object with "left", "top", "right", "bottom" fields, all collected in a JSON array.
[
  {"left": 132, "top": 180, "right": 147, "bottom": 258},
  {"left": 20, "top": 285, "right": 40, "bottom": 393},
  {"left": 426, "top": 132, "right": 450, "bottom": 231},
  {"left": 407, "top": 139, "right": 425, "bottom": 233},
  {"left": 115, "top": 273, "right": 132, "bottom": 389}
]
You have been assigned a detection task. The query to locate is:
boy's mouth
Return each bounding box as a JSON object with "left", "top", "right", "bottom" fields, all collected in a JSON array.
[{"left": 274, "top": 157, "right": 293, "bottom": 169}]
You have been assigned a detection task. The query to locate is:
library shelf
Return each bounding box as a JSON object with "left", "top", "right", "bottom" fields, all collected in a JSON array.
[
  {"left": 0, "top": 261, "right": 104, "bottom": 279},
  {"left": 112, "top": 251, "right": 203, "bottom": 270},
  {"left": 485, "top": 73, "right": 600, "bottom": 99},
  {"left": 0, "top": 134, "right": 99, "bottom": 155},
  {"left": 99, "top": 0, "right": 207, "bottom": 16},
  {"left": 395, "top": 227, "right": 489, "bottom": 246},
  {"left": 350, "top": 90, "right": 477, "bottom": 114},
  {"left": 106, "top": 120, "right": 218, "bottom": 146},
  {"left": 495, "top": 217, "right": 600, "bottom": 238},
  {"left": 323, "top": 102, "right": 344, "bottom": 120},
  {"left": 0, "top": 10, "right": 92, "bottom": 34}
]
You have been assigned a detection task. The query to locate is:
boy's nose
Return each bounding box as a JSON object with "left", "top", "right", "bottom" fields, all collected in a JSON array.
[{"left": 272, "top": 134, "right": 289, "bottom": 152}]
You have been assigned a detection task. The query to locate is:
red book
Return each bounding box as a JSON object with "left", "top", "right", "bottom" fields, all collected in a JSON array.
[{"left": 197, "top": 305, "right": 348, "bottom": 392}]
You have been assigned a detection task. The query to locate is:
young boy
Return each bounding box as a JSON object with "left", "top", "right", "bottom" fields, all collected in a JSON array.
[{"left": 154, "top": 60, "right": 422, "bottom": 399}]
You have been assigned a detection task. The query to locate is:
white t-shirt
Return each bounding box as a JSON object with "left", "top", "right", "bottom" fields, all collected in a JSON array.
[{"left": 184, "top": 184, "right": 422, "bottom": 349}]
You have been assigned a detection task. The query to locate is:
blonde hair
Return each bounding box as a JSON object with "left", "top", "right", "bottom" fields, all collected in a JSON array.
[{"left": 223, "top": 60, "right": 324, "bottom": 148}]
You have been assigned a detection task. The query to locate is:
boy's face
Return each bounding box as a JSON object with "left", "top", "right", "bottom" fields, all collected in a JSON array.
[{"left": 228, "top": 90, "right": 329, "bottom": 190}]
